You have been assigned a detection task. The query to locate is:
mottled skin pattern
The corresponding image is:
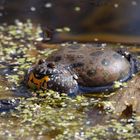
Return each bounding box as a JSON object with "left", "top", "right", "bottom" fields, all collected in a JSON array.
[
  {"left": 25, "top": 61, "right": 78, "bottom": 95},
  {"left": 47, "top": 44, "right": 131, "bottom": 87}
]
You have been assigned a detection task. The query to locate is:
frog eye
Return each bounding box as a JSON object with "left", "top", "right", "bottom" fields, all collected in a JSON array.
[
  {"left": 38, "top": 59, "right": 45, "bottom": 65},
  {"left": 47, "top": 62, "right": 55, "bottom": 68}
]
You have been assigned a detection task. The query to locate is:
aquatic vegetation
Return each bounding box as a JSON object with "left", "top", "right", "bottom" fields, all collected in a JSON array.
[
  {"left": 0, "top": 20, "right": 140, "bottom": 140},
  {"left": 0, "top": 91, "right": 140, "bottom": 139}
]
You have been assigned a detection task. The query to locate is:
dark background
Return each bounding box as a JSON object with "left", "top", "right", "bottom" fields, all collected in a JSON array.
[{"left": 0, "top": 0, "right": 140, "bottom": 35}]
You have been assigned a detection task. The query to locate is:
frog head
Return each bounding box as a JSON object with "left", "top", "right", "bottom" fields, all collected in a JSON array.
[{"left": 26, "top": 59, "right": 78, "bottom": 95}]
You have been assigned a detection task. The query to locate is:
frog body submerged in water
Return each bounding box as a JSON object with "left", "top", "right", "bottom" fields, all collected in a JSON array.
[
  {"left": 26, "top": 43, "right": 139, "bottom": 95},
  {"left": 0, "top": 43, "right": 140, "bottom": 112}
]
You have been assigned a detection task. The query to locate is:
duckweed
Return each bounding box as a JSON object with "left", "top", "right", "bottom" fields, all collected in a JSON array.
[{"left": 0, "top": 20, "right": 140, "bottom": 140}]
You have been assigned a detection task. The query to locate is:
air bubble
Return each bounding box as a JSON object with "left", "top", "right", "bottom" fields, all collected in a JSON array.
[
  {"left": 45, "top": 3, "right": 52, "bottom": 8},
  {"left": 30, "top": 7, "right": 36, "bottom": 11}
]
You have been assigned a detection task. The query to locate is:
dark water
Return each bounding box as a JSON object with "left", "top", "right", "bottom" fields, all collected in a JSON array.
[{"left": 0, "top": 0, "right": 140, "bottom": 37}]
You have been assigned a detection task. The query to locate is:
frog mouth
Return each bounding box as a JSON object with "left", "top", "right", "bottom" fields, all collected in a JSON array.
[{"left": 27, "top": 72, "right": 50, "bottom": 90}]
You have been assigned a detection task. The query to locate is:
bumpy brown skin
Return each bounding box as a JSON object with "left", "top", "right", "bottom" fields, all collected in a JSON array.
[
  {"left": 47, "top": 44, "right": 131, "bottom": 87},
  {"left": 25, "top": 62, "right": 78, "bottom": 94}
]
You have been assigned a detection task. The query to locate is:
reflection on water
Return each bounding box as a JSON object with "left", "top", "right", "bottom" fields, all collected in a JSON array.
[{"left": 0, "top": 0, "right": 140, "bottom": 40}]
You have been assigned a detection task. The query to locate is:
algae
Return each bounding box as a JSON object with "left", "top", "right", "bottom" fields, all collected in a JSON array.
[{"left": 0, "top": 20, "right": 140, "bottom": 140}]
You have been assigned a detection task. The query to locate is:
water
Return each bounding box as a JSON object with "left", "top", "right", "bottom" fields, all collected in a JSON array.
[
  {"left": 0, "top": 21, "right": 140, "bottom": 139},
  {"left": 0, "top": 0, "right": 140, "bottom": 37},
  {"left": 0, "top": 1, "right": 140, "bottom": 139}
]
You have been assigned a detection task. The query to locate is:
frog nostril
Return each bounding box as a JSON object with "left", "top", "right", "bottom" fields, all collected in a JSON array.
[{"left": 47, "top": 62, "right": 55, "bottom": 69}]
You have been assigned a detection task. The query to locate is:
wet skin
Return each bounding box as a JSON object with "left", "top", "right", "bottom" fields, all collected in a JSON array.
[
  {"left": 47, "top": 44, "right": 131, "bottom": 87},
  {"left": 26, "top": 44, "right": 138, "bottom": 95}
]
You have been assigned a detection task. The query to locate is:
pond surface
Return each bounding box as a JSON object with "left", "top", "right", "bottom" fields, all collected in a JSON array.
[{"left": 0, "top": 20, "right": 140, "bottom": 140}]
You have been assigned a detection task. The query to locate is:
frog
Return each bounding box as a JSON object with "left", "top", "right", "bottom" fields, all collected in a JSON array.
[
  {"left": 25, "top": 43, "right": 140, "bottom": 96},
  {"left": 0, "top": 43, "right": 139, "bottom": 112}
]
